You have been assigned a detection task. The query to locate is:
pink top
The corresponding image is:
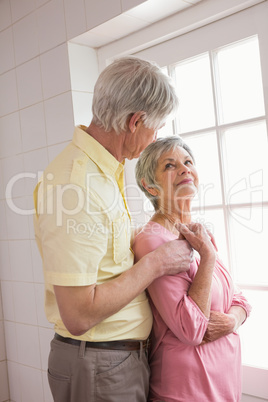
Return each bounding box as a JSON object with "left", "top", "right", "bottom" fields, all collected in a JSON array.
[{"left": 133, "top": 221, "right": 251, "bottom": 402}]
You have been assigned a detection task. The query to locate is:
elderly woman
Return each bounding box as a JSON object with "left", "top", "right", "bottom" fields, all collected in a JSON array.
[{"left": 133, "top": 136, "right": 251, "bottom": 402}]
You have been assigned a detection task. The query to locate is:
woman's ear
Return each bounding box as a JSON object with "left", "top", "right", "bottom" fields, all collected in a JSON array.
[
  {"left": 128, "top": 111, "right": 146, "bottom": 133},
  {"left": 141, "top": 178, "right": 158, "bottom": 196}
]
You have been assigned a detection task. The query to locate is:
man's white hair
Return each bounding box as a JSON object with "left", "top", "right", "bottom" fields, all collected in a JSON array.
[{"left": 92, "top": 56, "right": 179, "bottom": 133}]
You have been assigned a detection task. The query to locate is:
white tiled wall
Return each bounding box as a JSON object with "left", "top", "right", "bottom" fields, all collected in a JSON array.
[{"left": 0, "top": 0, "right": 147, "bottom": 400}]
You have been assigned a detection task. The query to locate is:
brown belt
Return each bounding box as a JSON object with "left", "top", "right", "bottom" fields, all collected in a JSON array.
[{"left": 54, "top": 333, "right": 150, "bottom": 351}]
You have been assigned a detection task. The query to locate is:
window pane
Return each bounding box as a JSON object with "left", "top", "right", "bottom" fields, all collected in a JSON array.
[
  {"left": 223, "top": 121, "right": 268, "bottom": 205},
  {"left": 192, "top": 208, "right": 228, "bottom": 267},
  {"left": 240, "top": 289, "right": 268, "bottom": 369},
  {"left": 184, "top": 132, "right": 222, "bottom": 206},
  {"left": 157, "top": 117, "right": 174, "bottom": 138},
  {"left": 215, "top": 36, "right": 265, "bottom": 124},
  {"left": 174, "top": 54, "right": 215, "bottom": 133},
  {"left": 228, "top": 206, "right": 268, "bottom": 285}
]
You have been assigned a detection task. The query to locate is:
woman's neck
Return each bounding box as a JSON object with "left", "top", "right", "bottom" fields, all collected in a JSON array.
[
  {"left": 158, "top": 200, "right": 192, "bottom": 224},
  {"left": 151, "top": 202, "right": 192, "bottom": 236}
]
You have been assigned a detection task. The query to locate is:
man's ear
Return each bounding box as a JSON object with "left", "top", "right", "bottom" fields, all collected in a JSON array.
[
  {"left": 129, "top": 111, "right": 146, "bottom": 133},
  {"left": 141, "top": 178, "right": 158, "bottom": 196}
]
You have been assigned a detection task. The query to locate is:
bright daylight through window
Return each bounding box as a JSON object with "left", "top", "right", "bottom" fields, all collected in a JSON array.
[{"left": 158, "top": 35, "right": 268, "bottom": 370}]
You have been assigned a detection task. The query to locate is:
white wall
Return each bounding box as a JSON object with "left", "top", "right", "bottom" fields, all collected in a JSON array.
[
  {"left": 0, "top": 1, "right": 146, "bottom": 401},
  {"left": 0, "top": 0, "right": 267, "bottom": 401}
]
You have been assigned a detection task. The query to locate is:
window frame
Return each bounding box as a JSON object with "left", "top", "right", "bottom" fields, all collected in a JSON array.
[{"left": 128, "top": 3, "right": 268, "bottom": 399}]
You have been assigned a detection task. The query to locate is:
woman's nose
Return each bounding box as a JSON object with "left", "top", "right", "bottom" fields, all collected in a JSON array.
[{"left": 177, "top": 163, "right": 190, "bottom": 175}]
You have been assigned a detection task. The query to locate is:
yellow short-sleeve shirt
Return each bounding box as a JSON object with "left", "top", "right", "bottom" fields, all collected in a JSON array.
[{"left": 33, "top": 126, "right": 153, "bottom": 341}]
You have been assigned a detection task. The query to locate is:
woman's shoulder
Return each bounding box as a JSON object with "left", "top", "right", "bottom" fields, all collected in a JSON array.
[{"left": 132, "top": 221, "right": 176, "bottom": 261}]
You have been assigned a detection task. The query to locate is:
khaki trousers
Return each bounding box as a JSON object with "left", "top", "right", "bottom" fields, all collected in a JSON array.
[{"left": 48, "top": 336, "right": 150, "bottom": 402}]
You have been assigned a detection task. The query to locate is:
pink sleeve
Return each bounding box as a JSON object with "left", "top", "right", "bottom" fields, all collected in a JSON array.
[
  {"left": 132, "top": 231, "right": 168, "bottom": 262},
  {"left": 231, "top": 285, "right": 252, "bottom": 320},
  {"left": 133, "top": 228, "right": 209, "bottom": 345},
  {"left": 148, "top": 271, "right": 209, "bottom": 346}
]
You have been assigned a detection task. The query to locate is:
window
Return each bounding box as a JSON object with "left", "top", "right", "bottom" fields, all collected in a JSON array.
[{"left": 158, "top": 36, "right": 268, "bottom": 372}]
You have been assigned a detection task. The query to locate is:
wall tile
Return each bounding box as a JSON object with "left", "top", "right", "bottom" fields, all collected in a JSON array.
[
  {"left": 40, "top": 44, "right": 72, "bottom": 99},
  {"left": 39, "top": 327, "right": 54, "bottom": 370},
  {"left": 0, "top": 361, "right": 9, "bottom": 401},
  {"left": 0, "top": 241, "right": 12, "bottom": 281},
  {"left": 37, "top": 0, "right": 66, "bottom": 53},
  {"left": 1, "top": 281, "right": 15, "bottom": 321},
  {"left": 44, "top": 92, "right": 74, "bottom": 145},
  {"left": 0, "top": 321, "right": 6, "bottom": 361},
  {"left": 0, "top": 69, "right": 19, "bottom": 117},
  {"left": 13, "top": 12, "right": 39, "bottom": 65},
  {"left": 9, "top": 240, "right": 34, "bottom": 282},
  {"left": 64, "top": 0, "right": 87, "bottom": 41},
  {"left": 47, "top": 141, "right": 70, "bottom": 163},
  {"left": 4, "top": 321, "right": 18, "bottom": 362},
  {"left": 68, "top": 43, "right": 98, "bottom": 92},
  {"left": 23, "top": 148, "right": 48, "bottom": 196},
  {"left": 10, "top": 0, "right": 36, "bottom": 22},
  {"left": 35, "top": 284, "right": 53, "bottom": 328},
  {"left": 28, "top": 196, "right": 36, "bottom": 240},
  {"left": 5, "top": 197, "right": 31, "bottom": 240},
  {"left": 19, "top": 364, "right": 44, "bottom": 402},
  {"left": 72, "top": 91, "right": 93, "bottom": 126},
  {"left": 20, "top": 103, "right": 47, "bottom": 153},
  {"left": 0, "top": 161, "right": 4, "bottom": 200},
  {"left": 121, "top": 0, "right": 146, "bottom": 12},
  {"left": 42, "top": 370, "right": 53, "bottom": 402},
  {"left": 0, "top": 112, "right": 22, "bottom": 158},
  {"left": 84, "top": 0, "right": 121, "bottom": 30},
  {"left": 2, "top": 154, "right": 26, "bottom": 199},
  {"left": 0, "top": 27, "right": 15, "bottom": 74},
  {"left": 0, "top": 201, "right": 8, "bottom": 240},
  {"left": 16, "top": 58, "right": 43, "bottom": 109},
  {"left": 31, "top": 240, "right": 44, "bottom": 283},
  {"left": 16, "top": 323, "right": 41, "bottom": 368},
  {"left": 35, "top": 0, "right": 50, "bottom": 7},
  {"left": 13, "top": 282, "right": 37, "bottom": 325},
  {"left": 7, "top": 361, "right": 21, "bottom": 402},
  {"left": 0, "top": 0, "right": 12, "bottom": 31}
]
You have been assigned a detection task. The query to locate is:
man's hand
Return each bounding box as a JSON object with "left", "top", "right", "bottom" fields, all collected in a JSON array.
[{"left": 153, "top": 239, "right": 193, "bottom": 276}]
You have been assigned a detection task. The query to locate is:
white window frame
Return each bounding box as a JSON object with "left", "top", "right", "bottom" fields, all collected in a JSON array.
[{"left": 97, "top": 1, "right": 268, "bottom": 399}]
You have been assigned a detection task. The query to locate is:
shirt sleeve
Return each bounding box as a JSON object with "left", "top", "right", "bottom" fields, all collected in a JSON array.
[
  {"left": 35, "top": 182, "right": 109, "bottom": 286},
  {"left": 231, "top": 284, "right": 252, "bottom": 320},
  {"left": 133, "top": 229, "right": 208, "bottom": 345}
]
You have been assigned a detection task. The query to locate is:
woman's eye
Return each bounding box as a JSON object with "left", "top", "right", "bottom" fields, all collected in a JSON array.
[
  {"left": 185, "top": 160, "right": 193, "bottom": 165},
  {"left": 165, "top": 163, "right": 174, "bottom": 169}
]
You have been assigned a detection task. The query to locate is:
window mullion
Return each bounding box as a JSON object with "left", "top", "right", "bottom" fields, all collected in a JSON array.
[
  {"left": 210, "top": 50, "right": 235, "bottom": 275},
  {"left": 168, "top": 65, "right": 179, "bottom": 136}
]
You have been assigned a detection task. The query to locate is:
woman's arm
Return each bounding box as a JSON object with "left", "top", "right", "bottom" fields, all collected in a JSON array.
[
  {"left": 135, "top": 222, "right": 217, "bottom": 345},
  {"left": 202, "top": 307, "right": 246, "bottom": 344},
  {"left": 202, "top": 285, "right": 251, "bottom": 344},
  {"left": 178, "top": 223, "right": 216, "bottom": 318}
]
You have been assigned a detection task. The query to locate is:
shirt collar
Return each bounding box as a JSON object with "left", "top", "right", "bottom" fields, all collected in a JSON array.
[{"left": 72, "top": 125, "right": 124, "bottom": 180}]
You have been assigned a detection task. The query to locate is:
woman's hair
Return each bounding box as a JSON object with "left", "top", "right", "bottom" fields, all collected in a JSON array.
[
  {"left": 135, "top": 136, "right": 195, "bottom": 210},
  {"left": 92, "top": 56, "right": 179, "bottom": 133}
]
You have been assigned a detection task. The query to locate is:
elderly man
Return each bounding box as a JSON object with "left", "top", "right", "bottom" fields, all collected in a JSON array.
[{"left": 33, "top": 57, "right": 192, "bottom": 402}]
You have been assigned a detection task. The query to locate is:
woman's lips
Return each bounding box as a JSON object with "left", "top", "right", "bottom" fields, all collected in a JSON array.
[{"left": 178, "top": 178, "right": 193, "bottom": 185}]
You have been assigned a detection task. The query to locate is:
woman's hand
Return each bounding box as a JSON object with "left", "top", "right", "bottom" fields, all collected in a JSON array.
[
  {"left": 177, "top": 222, "right": 216, "bottom": 261},
  {"left": 178, "top": 222, "right": 216, "bottom": 318},
  {"left": 201, "top": 311, "right": 236, "bottom": 344},
  {"left": 201, "top": 306, "right": 247, "bottom": 344}
]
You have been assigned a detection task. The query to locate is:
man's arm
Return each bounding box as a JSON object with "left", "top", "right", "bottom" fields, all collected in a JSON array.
[{"left": 54, "top": 238, "right": 192, "bottom": 336}]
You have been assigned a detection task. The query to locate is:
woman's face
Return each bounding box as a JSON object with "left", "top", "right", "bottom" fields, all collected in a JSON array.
[{"left": 154, "top": 146, "right": 199, "bottom": 208}]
